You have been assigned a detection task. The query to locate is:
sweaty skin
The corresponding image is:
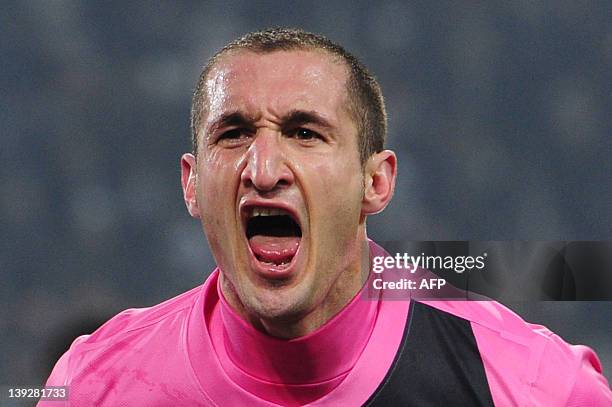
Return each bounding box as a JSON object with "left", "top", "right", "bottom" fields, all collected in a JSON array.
[{"left": 181, "top": 49, "right": 396, "bottom": 338}]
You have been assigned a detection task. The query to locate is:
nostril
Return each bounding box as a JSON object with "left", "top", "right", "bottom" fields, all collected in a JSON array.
[
  {"left": 241, "top": 173, "right": 254, "bottom": 188},
  {"left": 243, "top": 164, "right": 292, "bottom": 192},
  {"left": 276, "top": 179, "right": 291, "bottom": 188}
]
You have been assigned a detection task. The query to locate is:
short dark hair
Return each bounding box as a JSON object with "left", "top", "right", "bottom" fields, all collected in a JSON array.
[{"left": 191, "top": 27, "right": 387, "bottom": 164}]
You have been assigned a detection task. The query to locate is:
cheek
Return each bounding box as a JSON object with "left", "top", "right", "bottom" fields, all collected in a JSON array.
[
  {"left": 321, "top": 159, "right": 363, "bottom": 198},
  {"left": 197, "top": 152, "right": 245, "bottom": 225},
  {"left": 309, "top": 160, "right": 364, "bottom": 223},
  {"left": 199, "top": 150, "right": 244, "bottom": 197}
]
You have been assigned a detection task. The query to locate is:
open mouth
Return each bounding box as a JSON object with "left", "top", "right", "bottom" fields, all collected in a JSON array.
[{"left": 245, "top": 207, "right": 302, "bottom": 269}]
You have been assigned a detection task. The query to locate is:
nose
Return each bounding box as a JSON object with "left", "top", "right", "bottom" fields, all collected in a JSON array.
[{"left": 240, "top": 132, "right": 294, "bottom": 192}]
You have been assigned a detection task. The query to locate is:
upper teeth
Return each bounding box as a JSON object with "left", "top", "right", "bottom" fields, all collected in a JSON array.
[{"left": 252, "top": 207, "right": 290, "bottom": 217}]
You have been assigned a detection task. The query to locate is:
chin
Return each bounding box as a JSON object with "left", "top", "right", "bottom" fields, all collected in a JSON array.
[{"left": 244, "top": 280, "right": 314, "bottom": 322}]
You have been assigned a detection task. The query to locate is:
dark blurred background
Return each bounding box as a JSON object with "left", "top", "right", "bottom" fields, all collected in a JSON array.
[{"left": 1, "top": 0, "right": 611, "bottom": 391}]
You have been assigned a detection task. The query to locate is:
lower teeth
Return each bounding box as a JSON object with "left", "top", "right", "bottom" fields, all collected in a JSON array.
[{"left": 261, "top": 260, "right": 290, "bottom": 266}]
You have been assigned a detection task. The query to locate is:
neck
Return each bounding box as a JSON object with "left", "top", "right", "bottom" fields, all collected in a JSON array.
[{"left": 212, "top": 257, "right": 380, "bottom": 403}]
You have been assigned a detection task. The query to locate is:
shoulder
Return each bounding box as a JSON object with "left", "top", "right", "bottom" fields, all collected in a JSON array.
[
  {"left": 44, "top": 284, "right": 204, "bottom": 386},
  {"left": 81, "top": 284, "right": 201, "bottom": 347},
  {"left": 419, "top": 299, "right": 612, "bottom": 406}
]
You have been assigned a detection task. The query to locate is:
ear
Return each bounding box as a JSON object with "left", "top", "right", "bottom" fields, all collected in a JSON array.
[
  {"left": 181, "top": 153, "right": 201, "bottom": 218},
  {"left": 361, "top": 150, "right": 397, "bottom": 215}
]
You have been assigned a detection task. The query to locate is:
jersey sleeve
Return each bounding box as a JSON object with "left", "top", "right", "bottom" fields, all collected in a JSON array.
[
  {"left": 535, "top": 332, "right": 612, "bottom": 406},
  {"left": 566, "top": 345, "right": 612, "bottom": 406},
  {"left": 37, "top": 335, "right": 89, "bottom": 407},
  {"left": 44, "top": 349, "right": 71, "bottom": 386}
]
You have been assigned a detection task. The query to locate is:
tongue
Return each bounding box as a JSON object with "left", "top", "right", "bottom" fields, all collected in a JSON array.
[{"left": 248, "top": 235, "right": 300, "bottom": 264}]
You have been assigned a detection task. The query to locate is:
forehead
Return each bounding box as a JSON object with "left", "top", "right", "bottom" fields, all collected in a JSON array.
[{"left": 203, "top": 49, "right": 352, "bottom": 124}]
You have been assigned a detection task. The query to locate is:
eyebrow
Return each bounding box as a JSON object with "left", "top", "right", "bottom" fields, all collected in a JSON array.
[
  {"left": 207, "top": 111, "right": 254, "bottom": 136},
  {"left": 280, "top": 109, "right": 334, "bottom": 130}
]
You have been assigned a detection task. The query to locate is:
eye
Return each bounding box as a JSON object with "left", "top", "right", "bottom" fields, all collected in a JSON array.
[
  {"left": 219, "top": 128, "right": 245, "bottom": 140},
  {"left": 215, "top": 128, "right": 252, "bottom": 146},
  {"left": 292, "top": 128, "right": 322, "bottom": 141}
]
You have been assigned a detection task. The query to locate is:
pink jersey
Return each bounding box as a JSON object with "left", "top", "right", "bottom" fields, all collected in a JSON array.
[{"left": 40, "top": 241, "right": 612, "bottom": 406}]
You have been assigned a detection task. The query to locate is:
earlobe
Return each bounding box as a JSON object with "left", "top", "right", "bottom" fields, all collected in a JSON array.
[
  {"left": 181, "top": 153, "right": 201, "bottom": 218},
  {"left": 362, "top": 150, "right": 397, "bottom": 215}
]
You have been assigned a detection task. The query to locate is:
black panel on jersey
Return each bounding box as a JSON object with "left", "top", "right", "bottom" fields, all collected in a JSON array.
[{"left": 365, "top": 302, "right": 495, "bottom": 406}]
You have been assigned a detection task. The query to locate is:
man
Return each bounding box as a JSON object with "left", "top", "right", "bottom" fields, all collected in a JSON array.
[{"left": 41, "top": 28, "right": 611, "bottom": 406}]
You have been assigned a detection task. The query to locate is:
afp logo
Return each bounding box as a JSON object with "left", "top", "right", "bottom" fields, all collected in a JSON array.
[{"left": 419, "top": 278, "right": 446, "bottom": 289}]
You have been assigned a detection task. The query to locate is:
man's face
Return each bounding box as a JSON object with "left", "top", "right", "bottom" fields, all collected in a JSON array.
[{"left": 183, "top": 49, "right": 369, "bottom": 326}]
